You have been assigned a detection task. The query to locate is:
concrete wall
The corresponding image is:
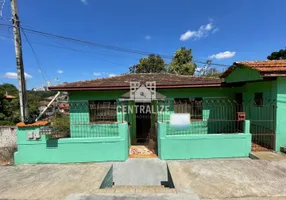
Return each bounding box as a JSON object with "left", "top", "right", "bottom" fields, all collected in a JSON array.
[
  {"left": 0, "top": 126, "right": 17, "bottom": 148},
  {"left": 14, "top": 123, "right": 129, "bottom": 164},
  {"left": 0, "top": 126, "right": 16, "bottom": 148},
  {"left": 275, "top": 77, "right": 286, "bottom": 151},
  {"left": 0, "top": 126, "right": 17, "bottom": 163},
  {"left": 158, "top": 121, "right": 252, "bottom": 160}
]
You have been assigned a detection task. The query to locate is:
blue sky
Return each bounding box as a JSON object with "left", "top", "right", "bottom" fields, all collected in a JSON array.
[{"left": 0, "top": 0, "right": 286, "bottom": 89}]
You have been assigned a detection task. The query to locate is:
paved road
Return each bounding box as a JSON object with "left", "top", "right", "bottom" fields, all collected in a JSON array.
[
  {"left": 168, "top": 159, "right": 286, "bottom": 200},
  {"left": 1, "top": 159, "right": 286, "bottom": 200},
  {"left": 0, "top": 163, "right": 111, "bottom": 200}
]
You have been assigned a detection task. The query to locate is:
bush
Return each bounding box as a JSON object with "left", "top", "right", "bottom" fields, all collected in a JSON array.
[{"left": 51, "top": 116, "right": 70, "bottom": 138}]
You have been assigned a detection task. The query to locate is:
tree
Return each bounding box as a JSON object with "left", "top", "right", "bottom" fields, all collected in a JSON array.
[
  {"left": 168, "top": 47, "right": 197, "bottom": 75},
  {"left": 267, "top": 49, "right": 286, "bottom": 60},
  {"left": 129, "top": 54, "right": 165, "bottom": 73},
  {"left": 204, "top": 68, "right": 222, "bottom": 78},
  {"left": 0, "top": 83, "right": 57, "bottom": 125}
]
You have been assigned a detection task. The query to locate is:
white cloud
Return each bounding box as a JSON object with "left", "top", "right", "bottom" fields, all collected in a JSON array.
[
  {"left": 3, "top": 72, "right": 32, "bottom": 79},
  {"left": 205, "top": 23, "right": 213, "bottom": 31},
  {"left": 209, "top": 51, "right": 236, "bottom": 60},
  {"left": 80, "top": 0, "right": 88, "bottom": 5},
  {"left": 108, "top": 74, "right": 117, "bottom": 77},
  {"left": 180, "top": 20, "right": 217, "bottom": 41},
  {"left": 93, "top": 72, "right": 101, "bottom": 76},
  {"left": 57, "top": 70, "right": 63, "bottom": 74},
  {"left": 145, "top": 36, "right": 151, "bottom": 40},
  {"left": 180, "top": 31, "right": 196, "bottom": 41},
  {"left": 212, "top": 28, "right": 219, "bottom": 33}
]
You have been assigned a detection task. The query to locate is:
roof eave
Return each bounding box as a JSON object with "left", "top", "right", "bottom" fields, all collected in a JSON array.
[{"left": 48, "top": 83, "right": 222, "bottom": 91}]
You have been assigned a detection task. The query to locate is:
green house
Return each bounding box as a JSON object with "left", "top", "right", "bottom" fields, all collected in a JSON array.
[{"left": 14, "top": 60, "right": 286, "bottom": 164}]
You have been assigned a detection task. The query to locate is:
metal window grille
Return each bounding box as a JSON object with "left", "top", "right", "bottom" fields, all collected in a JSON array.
[
  {"left": 89, "top": 100, "right": 117, "bottom": 123},
  {"left": 174, "top": 98, "right": 203, "bottom": 120}
]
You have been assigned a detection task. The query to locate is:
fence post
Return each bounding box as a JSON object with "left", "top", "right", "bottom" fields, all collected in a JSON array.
[
  {"left": 121, "top": 103, "right": 124, "bottom": 123},
  {"left": 244, "top": 120, "right": 250, "bottom": 134}
]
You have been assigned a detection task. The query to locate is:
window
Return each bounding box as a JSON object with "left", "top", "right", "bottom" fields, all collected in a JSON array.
[
  {"left": 89, "top": 100, "right": 117, "bottom": 123},
  {"left": 174, "top": 98, "right": 203, "bottom": 120},
  {"left": 254, "top": 93, "right": 263, "bottom": 106}
]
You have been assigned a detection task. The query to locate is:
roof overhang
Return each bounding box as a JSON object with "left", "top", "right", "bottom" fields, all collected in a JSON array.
[
  {"left": 49, "top": 83, "right": 222, "bottom": 91},
  {"left": 221, "top": 62, "right": 286, "bottom": 79}
]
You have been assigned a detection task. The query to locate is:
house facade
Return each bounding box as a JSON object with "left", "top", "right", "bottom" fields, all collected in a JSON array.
[{"left": 14, "top": 60, "right": 286, "bottom": 164}]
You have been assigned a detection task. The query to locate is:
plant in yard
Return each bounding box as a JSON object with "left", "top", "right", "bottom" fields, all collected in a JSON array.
[{"left": 51, "top": 115, "right": 70, "bottom": 138}]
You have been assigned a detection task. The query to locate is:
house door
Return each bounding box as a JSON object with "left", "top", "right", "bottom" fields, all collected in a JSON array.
[
  {"left": 235, "top": 93, "right": 243, "bottom": 131},
  {"left": 135, "top": 103, "right": 151, "bottom": 144}
]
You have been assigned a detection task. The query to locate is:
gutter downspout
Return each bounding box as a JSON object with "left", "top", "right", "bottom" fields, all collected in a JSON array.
[{"left": 35, "top": 92, "right": 61, "bottom": 122}]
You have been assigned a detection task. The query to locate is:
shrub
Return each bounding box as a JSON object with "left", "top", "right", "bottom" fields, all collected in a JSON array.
[{"left": 51, "top": 116, "right": 70, "bottom": 138}]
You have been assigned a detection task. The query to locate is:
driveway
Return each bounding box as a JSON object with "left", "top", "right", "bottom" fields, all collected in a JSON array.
[
  {"left": 168, "top": 159, "right": 286, "bottom": 200},
  {"left": 1, "top": 159, "right": 286, "bottom": 200},
  {"left": 0, "top": 163, "right": 111, "bottom": 200}
]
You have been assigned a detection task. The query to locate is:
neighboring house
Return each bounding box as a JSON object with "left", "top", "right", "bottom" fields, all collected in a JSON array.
[
  {"left": 13, "top": 60, "right": 286, "bottom": 164},
  {"left": 4, "top": 92, "right": 16, "bottom": 101},
  {"left": 58, "top": 103, "right": 69, "bottom": 114}
]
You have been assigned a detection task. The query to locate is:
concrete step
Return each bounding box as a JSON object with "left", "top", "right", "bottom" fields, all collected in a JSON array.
[
  {"left": 112, "top": 185, "right": 165, "bottom": 189},
  {"left": 65, "top": 193, "right": 200, "bottom": 200},
  {"left": 250, "top": 151, "right": 286, "bottom": 160},
  {"left": 113, "top": 158, "right": 168, "bottom": 186},
  {"left": 94, "top": 186, "right": 177, "bottom": 194}
]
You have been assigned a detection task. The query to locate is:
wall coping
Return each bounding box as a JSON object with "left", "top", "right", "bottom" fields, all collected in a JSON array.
[{"left": 16, "top": 121, "right": 50, "bottom": 127}]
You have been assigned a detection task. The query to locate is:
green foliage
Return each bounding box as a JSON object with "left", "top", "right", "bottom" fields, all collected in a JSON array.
[
  {"left": 27, "top": 91, "right": 57, "bottom": 99},
  {"left": 0, "top": 84, "right": 18, "bottom": 96},
  {"left": 51, "top": 115, "right": 70, "bottom": 138},
  {"left": 129, "top": 54, "right": 166, "bottom": 73},
  {"left": 168, "top": 47, "right": 197, "bottom": 75},
  {"left": 204, "top": 68, "right": 222, "bottom": 78},
  {"left": 0, "top": 83, "right": 58, "bottom": 125},
  {"left": 267, "top": 49, "right": 286, "bottom": 60},
  {"left": 0, "top": 84, "right": 21, "bottom": 124}
]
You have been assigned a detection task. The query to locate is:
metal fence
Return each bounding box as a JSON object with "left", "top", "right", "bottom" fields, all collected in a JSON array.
[
  {"left": 46, "top": 98, "right": 277, "bottom": 151},
  {"left": 160, "top": 99, "right": 276, "bottom": 144},
  {"left": 46, "top": 100, "right": 126, "bottom": 139}
]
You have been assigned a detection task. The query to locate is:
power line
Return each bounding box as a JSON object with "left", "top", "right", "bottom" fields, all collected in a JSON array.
[
  {"left": 22, "top": 27, "right": 230, "bottom": 67},
  {"left": 23, "top": 27, "right": 174, "bottom": 59},
  {"left": 0, "top": 33, "right": 133, "bottom": 68},
  {"left": 21, "top": 28, "right": 50, "bottom": 85},
  {"left": 0, "top": 23, "right": 231, "bottom": 67}
]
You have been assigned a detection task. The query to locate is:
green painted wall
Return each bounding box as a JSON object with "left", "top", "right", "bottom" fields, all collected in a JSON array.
[
  {"left": 233, "top": 80, "right": 277, "bottom": 149},
  {"left": 14, "top": 123, "right": 129, "bottom": 164},
  {"left": 69, "top": 88, "right": 234, "bottom": 143},
  {"left": 158, "top": 120, "right": 251, "bottom": 159},
  {"left": 275, "top": 77, "right": 286, "bottom": 151},
  {"left": 224, "top": 66, "right": 262, "bottom": 83}
]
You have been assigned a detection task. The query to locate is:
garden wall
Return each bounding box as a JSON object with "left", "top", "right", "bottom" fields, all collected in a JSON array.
[
  {"left": 157, "top": 121, "right": 252, "bottom": 160},
  {"left": 14, "top": 122, "right": 129, "bottom": 164}
]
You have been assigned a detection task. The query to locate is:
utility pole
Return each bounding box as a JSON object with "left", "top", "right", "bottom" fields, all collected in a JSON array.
[{"left": 10, "top": 0, "right": 28, "bottom": 122}]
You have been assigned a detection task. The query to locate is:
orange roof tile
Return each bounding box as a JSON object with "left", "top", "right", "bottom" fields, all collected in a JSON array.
[
  {"left": 16, "top": 120, "right": 50, "bottom": 127},
  {"left": 237, "top": 60, "right": 286, "bottom": 72},
  {"left": 221, "top": 60, "right": 286, "bottom": 78}
]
